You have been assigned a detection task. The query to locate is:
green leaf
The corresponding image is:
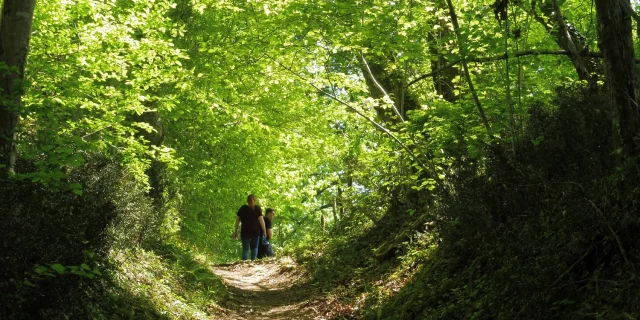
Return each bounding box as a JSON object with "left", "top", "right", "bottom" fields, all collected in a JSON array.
[
  {"left": 23, "top": 280, "right": 36, "bottom": 287},
  {"left": 50, "top": 264, "right": 66, "bottom": 274},
  {"left": 531, "top": 135, "right": 544, "bottom": 146},
  {"left": 66, "top": 154, "right": 85, "bottom": 167},
  {"left": 69, "top": 183, "right": 83, "bottom": 196}
]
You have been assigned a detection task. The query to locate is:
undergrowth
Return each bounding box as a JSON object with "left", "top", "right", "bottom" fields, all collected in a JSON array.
[
  {"left": 295, "top": 86, "right": 640, "bottom": 319},
  {"left": 97, "top": 245, "right": 227, "bottom": 319},
  {"left": 0, "top": 156, "right": 228, "bottom": 319}
]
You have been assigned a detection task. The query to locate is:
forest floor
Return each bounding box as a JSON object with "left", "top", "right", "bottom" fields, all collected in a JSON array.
[{"left": 210, "top": 258, "right": 326, "bottom": 320}]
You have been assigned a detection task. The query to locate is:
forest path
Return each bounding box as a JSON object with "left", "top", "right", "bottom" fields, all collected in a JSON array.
[{"left": 211, "top": 258, "right": 323, "bottom": 319}]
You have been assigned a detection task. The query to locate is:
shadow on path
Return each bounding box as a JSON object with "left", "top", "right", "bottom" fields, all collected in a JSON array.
[{"left": 211, "top": 259, "right": 322, "bottom": 320}]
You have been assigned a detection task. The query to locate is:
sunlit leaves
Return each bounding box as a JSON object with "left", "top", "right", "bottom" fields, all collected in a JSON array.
[
  {"left": 24, "top": 0, "right": 189, "bottom": 188},
  {"left": 19, "top": 0, "right": 603, "bottom": 261}
]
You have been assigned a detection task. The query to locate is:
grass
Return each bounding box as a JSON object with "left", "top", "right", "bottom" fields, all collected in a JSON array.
[{"left": 92, "top": 243, "right": 228, "bottom": 319}]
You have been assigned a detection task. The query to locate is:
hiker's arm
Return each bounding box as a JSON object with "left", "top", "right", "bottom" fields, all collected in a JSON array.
[
  {"left": 267, "top": 228, "right": 272, "bottom": 240},
  {"left": 258, "top": 216, "right": 267, "bottom": 237},
  {"left": 233, "top": 217, "right": 240, "bottom": 239}
]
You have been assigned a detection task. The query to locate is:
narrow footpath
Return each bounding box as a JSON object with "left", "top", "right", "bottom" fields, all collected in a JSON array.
[{"left": 211, "top": 258, "right": 324, "bottom": 320}]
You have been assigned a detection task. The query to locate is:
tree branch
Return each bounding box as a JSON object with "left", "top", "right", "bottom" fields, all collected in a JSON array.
[
  {"left": 617, "top": 0, "right": 640, "bottom": 24},
  {"left": 265, "top": 54, "right": 432, "bottom": 173},
  {"left": 360, "top": 53, "right": 405, "bottom": 122},
  {"left": 407, "top": 60, "right": 461, "bottom": 88},
  {"left": 407, "top": 50, "right": 620, "bottom": 88},
  {"left": 311, "top": 203, "right": 333, "bottom": 212}
]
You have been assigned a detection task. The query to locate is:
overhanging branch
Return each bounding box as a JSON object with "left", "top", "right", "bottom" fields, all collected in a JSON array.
[
  {"left": 360, "top": 53, "right": 405, "bottom": 122},
  {"left": 312, "top": 203, "right": 333, "bottom": 212},
  {"left": 266, "top": 54, "right": 432, "bottom": 173},
  {"left": 407, "top": 49, "right": 616, "bottom": 88}
]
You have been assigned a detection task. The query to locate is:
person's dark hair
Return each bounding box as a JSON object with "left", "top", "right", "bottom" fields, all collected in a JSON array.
[
  {"left": 266, "top": 208, "right": 275, "bottom": 215},
  {"left": 247, "top": 194, "right": 257, "bottom": 202}
]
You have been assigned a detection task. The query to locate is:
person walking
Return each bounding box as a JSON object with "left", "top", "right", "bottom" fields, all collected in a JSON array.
[
  {"left": 233, "top": 194, "right": 267, "bottom": 261},
  {"left": 257, "top": 208, "right": 275, "bottom": 259}
]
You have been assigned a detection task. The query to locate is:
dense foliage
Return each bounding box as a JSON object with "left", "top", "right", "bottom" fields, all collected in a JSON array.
[{"left": 1, "top": 0, "right": 640, "bottom": 319}]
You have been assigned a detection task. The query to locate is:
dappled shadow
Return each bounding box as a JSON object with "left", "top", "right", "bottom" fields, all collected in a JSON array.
[
  {"left": 211, "top": 260, "right": 319, "bottom": 320},
  {"left": 309, "top": 198, "right": 422, "bottom": 287},
  {"left": 90, "top": 285, "right": 172, "bottom": 320},
  {"left": 300, "top": 203, "right": 428, "bottom": 319},
  {"left": 153, "top": 243, "right": 227, "bottom": 301},
  {"left": 308, "top": 88, "right": 640, "bottom": 319},
  {"left": 0, "top": 158, "right": 159, "bottom": 320}
]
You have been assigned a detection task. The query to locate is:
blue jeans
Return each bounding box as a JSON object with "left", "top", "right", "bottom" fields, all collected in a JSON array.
[{"left": 241, "top": 236, "right": 259, "bottom": 260}]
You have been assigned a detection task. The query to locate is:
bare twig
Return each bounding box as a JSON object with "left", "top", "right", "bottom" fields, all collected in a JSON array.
[
  {"left": 583, "top": 197, "right": 634, "bottom": 274},
  {"left": 81, "top": 125, "right": 113, "bottom": 140}
]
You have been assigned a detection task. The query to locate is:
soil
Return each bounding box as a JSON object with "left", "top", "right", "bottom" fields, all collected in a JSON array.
[{"left": 210, "top": 258, "right": 326, "bottom": 320}]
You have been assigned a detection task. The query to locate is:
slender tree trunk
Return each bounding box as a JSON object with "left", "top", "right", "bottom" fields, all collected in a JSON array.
[
  {"left": 337, "top": 186, "right": 345, "bottom": 219},
  {"left": 130, "top": 108, "right": 166, "bottom": 207},
  {"left": 445, "top": 0, "right": 492, "bottom": 135},
  {"left": 595, "top": 0, "right": 639, "bottom": 153},
  {"left": 0, "top": 0, "right": 36, "bottom": 174},
  {"left": 332, "top": 196, "right": 338, "bottom": 222},
  {"left": 428, "top": 24, "right": 459, "bottom": 103},
  {"left": 429, "top": 1, "right": 459, "bottom": 103}
]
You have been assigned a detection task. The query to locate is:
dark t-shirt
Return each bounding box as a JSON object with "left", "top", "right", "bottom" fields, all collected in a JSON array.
[
  {"left": 237, "top": 205, "right": 262, "bottom": 237},
  {"left": 260, "top": 218, "right": 272, "bottom": 239}
]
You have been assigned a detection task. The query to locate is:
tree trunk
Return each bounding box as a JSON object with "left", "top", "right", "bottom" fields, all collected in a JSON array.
[
  {"left": 595, "top": 0, "right": 639, "bottom": 153},
  {"left": 445, "top": 0, "right": 492, "bottom": 134},
  {"left": 0, "top": 0, "right": 36, "bottom": 174},
  {"left": 429, "top": 1, "right": 459, "bottom": 103},
  {"left": 529, "top": 0, "right": 602, "bottom": 82},
  {"left": 130, "top": 109, "right": 166, "bottom": 207},
  {"left": 337, "top": 186, "right": 345, "bottom": 219},
  {"left": 429, "top": 49, "right": 459, "bottom": 103},
  {"left": 332, "top": 196, "right": 338, "bottom": 222},
  {"left": 360, "top": 57, "right": 420, "bottom": 123}
]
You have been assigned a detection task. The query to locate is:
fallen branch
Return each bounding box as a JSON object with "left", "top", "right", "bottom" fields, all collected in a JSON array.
[
  {"left": 517, "top": 244, "right": 594, "bottom": 316},
  {"left": 548, "top": 244, "right": 594, "bottom": 290}
]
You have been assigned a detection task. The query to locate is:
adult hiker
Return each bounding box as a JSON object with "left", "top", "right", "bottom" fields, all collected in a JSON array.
[
  {"left": 233, "top": 194, "right": 267, "bottom": 261},
  {"left": 257, "top": 208, "right": 275, "bottom": 259}
]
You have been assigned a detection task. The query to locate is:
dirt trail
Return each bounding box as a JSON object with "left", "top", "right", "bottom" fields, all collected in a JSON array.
[{"left": 211, "top": 258, "right": 323, "bottom": 320}]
